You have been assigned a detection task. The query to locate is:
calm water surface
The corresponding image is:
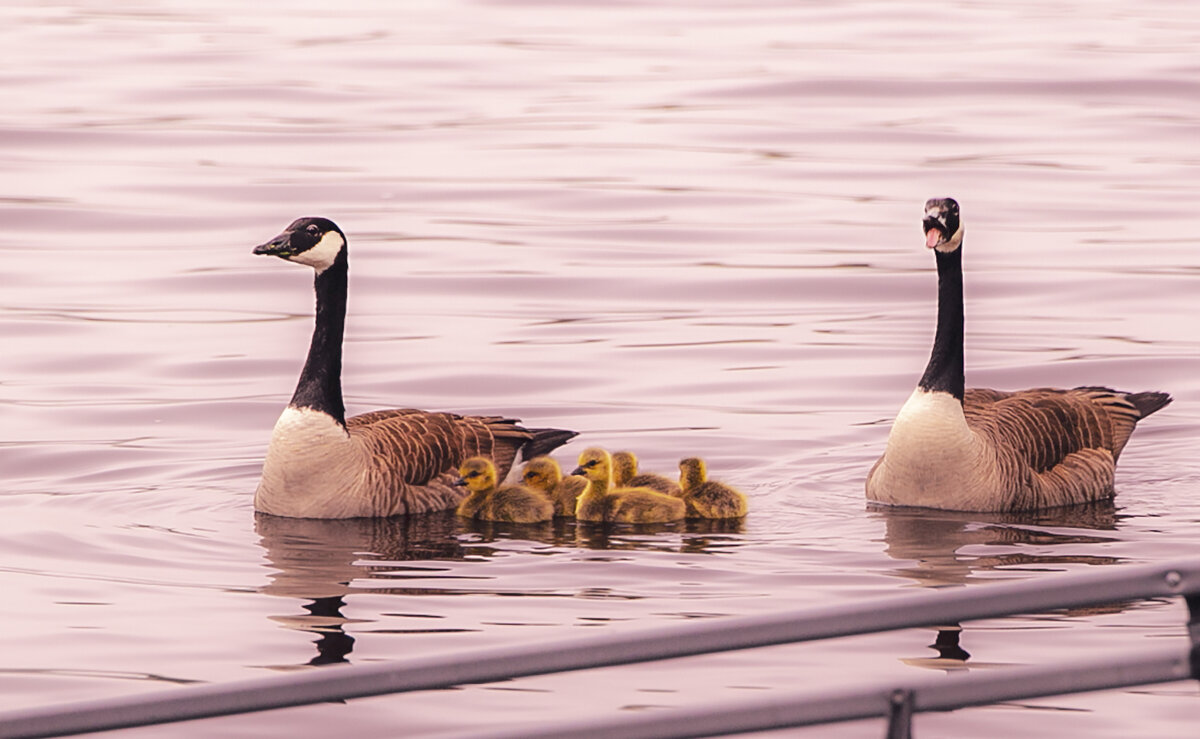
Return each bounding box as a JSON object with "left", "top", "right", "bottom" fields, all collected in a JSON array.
[{"left": 2, "top": 1, "right": 1198, "bottom": 736}]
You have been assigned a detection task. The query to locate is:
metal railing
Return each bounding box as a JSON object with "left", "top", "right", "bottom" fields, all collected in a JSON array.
[{"left": 2, "top": 559, "right": 1197, "bottom": 739}]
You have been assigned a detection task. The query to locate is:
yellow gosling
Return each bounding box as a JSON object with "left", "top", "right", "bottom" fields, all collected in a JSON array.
[
  {"left": 521, "top": 456, "right": 588, "bottom": 518},
  {"left": 572, "top": 447, "right": 685, "bottom": 524},
  {"left": 456, "top": 457, "right": 553, "bottom": 524},
  {"left": 612, "top": 451, "right": 682, "bottom": 497},
  {"left": 678, "top": 457, "right": 748, "bottom": 519}
]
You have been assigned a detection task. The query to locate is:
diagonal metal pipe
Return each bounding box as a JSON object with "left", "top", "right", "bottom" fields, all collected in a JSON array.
[{"left": 1, "top": 558, "right": 1197, "bottom": 739}]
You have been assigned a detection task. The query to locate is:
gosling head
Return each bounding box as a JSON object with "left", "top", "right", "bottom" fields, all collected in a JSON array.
[
  {"left": 611, "top": 451, "right": 638, "bottom": 486},
  {"left": 254, "top": 217, "right": 347, "bottom": 274},
  {"left": 522, "top": 456, "right": 563, "bottom": 492},
  {"left": 457, "top": 456, "right": 499, "bottom": 493},
  {"left": 679, "top": 457, "right": 707, "bottom": 488},
  {"left": 571, "top": 447, "right": 612, "bottom": 483},
  {"left": 922, "top": 198, "right": 962, "bottom": 254}
]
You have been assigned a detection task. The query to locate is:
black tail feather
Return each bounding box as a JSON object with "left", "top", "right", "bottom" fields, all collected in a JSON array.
[
  {"left": 1127, "top": 391, "right": 1172, "bottom": 419},
  {"left": 521, "top": 428, "right": 578, "bottom": 461}
]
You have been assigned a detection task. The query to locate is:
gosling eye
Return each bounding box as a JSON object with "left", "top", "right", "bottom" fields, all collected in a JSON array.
[{"left": 584, "top": 460, "right": 598, "bottom": 468}]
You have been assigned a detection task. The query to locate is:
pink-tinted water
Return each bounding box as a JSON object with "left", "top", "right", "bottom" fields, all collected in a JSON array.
[{"left": 2, "top": 1, "right": 1198, "bottom": 736}]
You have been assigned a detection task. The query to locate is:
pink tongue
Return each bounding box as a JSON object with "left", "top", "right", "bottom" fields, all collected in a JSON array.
[{"left": 925, "top": 229, "right": 942, "bottom": 248}]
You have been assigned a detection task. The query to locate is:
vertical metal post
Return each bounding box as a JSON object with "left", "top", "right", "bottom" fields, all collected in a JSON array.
[
  {"left": 1166, "top": 568, "right": 1200, "bottom": 680},
  {"left": 1185, "top": 593, "right": 1200, "bottom": 680},
  {"left": 885, "top": 688, "right": 914, "bottom": 739}
]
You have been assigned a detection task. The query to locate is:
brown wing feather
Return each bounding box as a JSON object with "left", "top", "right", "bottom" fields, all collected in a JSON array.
[
  {"left": 347, "top": 409, "right": 535, "bottom": 485},
  {"left": 963, "top": 385, "right": 1168, "bottom": 509},
  {"left": 964, "top": 388, "right": 1117, "bottom": 474}
]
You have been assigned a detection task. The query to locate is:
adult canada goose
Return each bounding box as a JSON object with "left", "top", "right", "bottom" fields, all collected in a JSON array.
[
  {"left": 521, "top": 456, "right": 588, "bottom": 517},
  {"left": 611, "top": 451, "right": 682, "bottom": 496},
  {"left": 455, "top": 457, "right": 554, "bottom": 523},
  {"left": 252, "top": 217, "right": 576, "bottom": 519},
  {"left": 678, "top": 457, "right": 748, "bottom": 519},
  {"left": 571, "top": 447, "right": 686, "bottom": 523},
  {"left": 865, "top": 198, "right": 1171, "bottom": 512}
]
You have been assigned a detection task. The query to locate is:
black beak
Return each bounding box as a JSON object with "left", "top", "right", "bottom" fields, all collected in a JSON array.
[
  {"left": 253, "top": 231, "right": 293, "bottom": 257},
  {"left": 453, "top": 478, "right": 468, "bottom": 487},
  {"left": 570, "top": 466, "right": 585, "bottom": 476}
]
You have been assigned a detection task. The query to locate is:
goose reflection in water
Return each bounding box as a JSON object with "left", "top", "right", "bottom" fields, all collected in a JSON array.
[
  {"left": 872, "top": 500, "right": 1121, "bottom": 588},
  {"left": 255, "top": 511, "right": 468, "bottom": 666},
  {"left": 872, "top": 500, "right": 1123, "bottom": 673},
  {"left": 255, "top": 511, "right": 745, "bottom": 666}
]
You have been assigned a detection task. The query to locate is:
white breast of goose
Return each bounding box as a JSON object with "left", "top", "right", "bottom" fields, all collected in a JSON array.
[
  {"left": 255, "top": 407, "right": 374, "bottom": 518},
  {"left": 868, "top": 388, "right": 996, "bottom": 509}
]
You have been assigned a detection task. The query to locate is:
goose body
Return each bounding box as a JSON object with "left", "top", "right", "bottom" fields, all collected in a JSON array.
[
  {"left": 455, "top": 457, "right": 553, "bottom": 523},
  {"left": 572, "top": 448, "right": 686, "bottom": 524},
  {"left": 253, "top": 217, "right": 575, "bottom": 519},
  {"left": 678, "top": 457, "right": 748, "bottom": 519},
  {"left": 521, "top": 456, "right": 588, "bottom": 517},
  {"left": 612, "top": 451, "right": 682, "bottom": 496},
  {"left": 865, "top": 199, "right": 1170, "bottom": 512}
]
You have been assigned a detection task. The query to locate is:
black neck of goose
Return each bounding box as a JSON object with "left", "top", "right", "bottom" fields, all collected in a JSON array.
[
  {"left": 918, "top": 247, "right": 965, "bottom": 402},
  {"left": 289, "top": 249, "right": 348, "bottom": 425}
]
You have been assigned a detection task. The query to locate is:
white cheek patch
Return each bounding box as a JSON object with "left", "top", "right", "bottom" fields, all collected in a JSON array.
[
  {"left": 934, "top": 224, "right": 964, "bottom": 253},
  {"left": 288, "top": 230, "right": 345, "bottom": 273}
]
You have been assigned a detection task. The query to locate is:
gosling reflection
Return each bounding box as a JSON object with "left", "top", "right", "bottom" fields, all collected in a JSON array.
[{"left": 572, "top": 518, "right": 745, "bottom": 552}]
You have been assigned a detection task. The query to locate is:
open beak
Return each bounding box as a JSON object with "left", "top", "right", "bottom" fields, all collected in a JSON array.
[{"left": 923, "top": 214, "right": 947, "bottom": 249}]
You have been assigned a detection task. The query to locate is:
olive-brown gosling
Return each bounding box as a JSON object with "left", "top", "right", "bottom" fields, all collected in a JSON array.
[
  {"left": 521, "top": 456, "right": 588, "bottom": 517},
  {"left": 572, "top": 447, "right": 686, "bottom": 524},
  {"left": 678, "top": 457, "right": 748, "bottom": 519},
  {"left": 456, "top": 457, "right": 553, "bottom": 524},
  {"left": 612, "top": 451, "right": 682, "bottom": 497}
]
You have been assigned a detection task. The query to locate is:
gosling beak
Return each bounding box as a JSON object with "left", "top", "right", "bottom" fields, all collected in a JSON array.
[
  {"left": 570, "top": 466, "right": 585, "bottom": 476},
  {"left": 452, "top": 478, "right": 468, "bottom": 487},
  {"left": 253, "top": 231, "right": 294, "bottom": 257}
]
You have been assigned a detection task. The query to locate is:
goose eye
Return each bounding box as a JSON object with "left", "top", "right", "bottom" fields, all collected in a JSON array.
[{"left": 306, "top": 224, "right": 319, "bottom": 234}]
